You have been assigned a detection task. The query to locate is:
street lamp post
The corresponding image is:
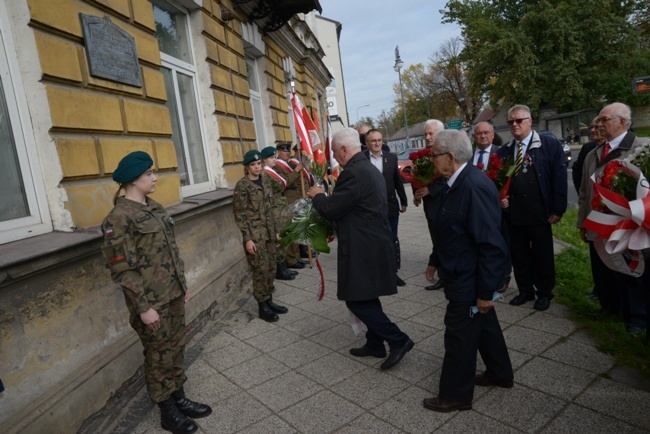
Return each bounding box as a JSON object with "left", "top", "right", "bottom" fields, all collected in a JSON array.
[
  {"left": 394, "top": 46, "right": 409, "bottom": 148},
  {"left": 356, "top": 104, "right": 370, "bottom": 125}
]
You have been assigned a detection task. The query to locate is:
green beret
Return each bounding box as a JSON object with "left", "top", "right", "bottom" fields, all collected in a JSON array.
[
  {"left": 276, "top": 142, "right": 291, "bottom": 151},
  {"left": 243, "top": 149, "right": 262, "bottom": 165},
  {"left": 112, "top": 151, "right": 153, "bottom": 184},
  {"left": 261, "top": 146, "right": 277, "bottom": 159}
]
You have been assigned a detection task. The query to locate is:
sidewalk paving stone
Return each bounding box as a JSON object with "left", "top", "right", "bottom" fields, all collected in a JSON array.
[{"left": 106, "top": 189, "right": 650, "bottom": 434}]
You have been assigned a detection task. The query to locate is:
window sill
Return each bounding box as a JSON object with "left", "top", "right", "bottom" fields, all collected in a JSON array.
[{"left": 0, "top": 189, "right": 234, "bottom": 287}]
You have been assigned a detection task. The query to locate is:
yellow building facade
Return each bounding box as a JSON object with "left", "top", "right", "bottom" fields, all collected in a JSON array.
[{"left": 0, "top": 0, "right": 329, "bottom": 432}]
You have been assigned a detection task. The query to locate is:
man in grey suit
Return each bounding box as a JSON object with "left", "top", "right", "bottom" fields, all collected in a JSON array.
[
  {"left": 307, "top": 128, "right": 413, "bottom": 370},
  {"left": 365, "top": 129, "right": 408, "bottom": 286},
  {"left": 577, "top": 102, "right": 648, "bottom": 336}
]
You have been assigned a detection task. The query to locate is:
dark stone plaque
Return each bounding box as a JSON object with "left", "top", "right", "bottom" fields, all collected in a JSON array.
[{"left": 80, "top": 14, "right": 142, "bottom": 87}]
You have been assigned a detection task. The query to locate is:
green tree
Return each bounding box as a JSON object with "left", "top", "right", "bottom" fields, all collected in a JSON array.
[{"left": 442, "top": 0, "right": 650, "bottom": 112}]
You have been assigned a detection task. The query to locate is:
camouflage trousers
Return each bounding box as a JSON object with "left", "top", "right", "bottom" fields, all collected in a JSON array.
[
  {"left": 130, "top": 294, "right": 186, "bottom": 403},
  {"left": 245, "top": 239, "right": 276, "bottom": 302},
  {"left": 285, "top": 242, "right": 301, "bottom": 266}
]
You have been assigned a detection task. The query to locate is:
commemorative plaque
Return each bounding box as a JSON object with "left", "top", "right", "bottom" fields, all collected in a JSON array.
[{"left": 80, "top": 14, "right": 142, "bottom": 87}]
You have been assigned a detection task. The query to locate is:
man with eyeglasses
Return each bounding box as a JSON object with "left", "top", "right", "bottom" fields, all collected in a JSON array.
[
  {"left": 471, "top": 122, "right": 501, "bottom": 170},
  {"left": 364, "top": 129, "right": 408, "bottom": 286},
  {"left": 577, "top": 102, "right": 648, "bottom": 337},
  {"left": 572, "top": 118, "right": 605, "bottom": 195},
  {"left": 496, "top": 105, "right": 567, "bottom": 311}
]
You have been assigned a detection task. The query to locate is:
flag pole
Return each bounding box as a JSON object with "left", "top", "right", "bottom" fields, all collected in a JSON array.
[{"left": 290, "top": 80, "right": 312, "bottom": 266}]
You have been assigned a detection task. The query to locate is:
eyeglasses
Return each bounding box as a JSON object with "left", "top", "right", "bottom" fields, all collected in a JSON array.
[
  {"left": 588, "top": 125, "right": 602, "bottom": 130},
  {"left": 429, "top": 152, "right": 449, "bottom": 160},
  {"left": 600, "top": 116, "right": 619, "bottom": 123},
  {"left": 474, "top": 131, "right": 493, "bottom": 136},
  {"left": 507, "top": 117, "right": 530, "bottom": 125}
]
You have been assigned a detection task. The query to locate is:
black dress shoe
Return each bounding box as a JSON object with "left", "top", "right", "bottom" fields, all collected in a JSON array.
[
  {"left": 266, "top": 298, "right": 288, "bottom": 314},
  {"left": 425, "top": 281, "right": 444, "bottom": 291},
  {"left": 288, "top": 261, "right": 305, "bottom": 269},
  {"left": 258, "top": 302, "right": 279, "bottom": 322},
  {"left": 474, "top": 373, "right": 513, "bottom": 388},
  {"left": 380, "top": 339, "right": 414, "bottom": 370},
  {"left": 422, "top": 396, "right": 472, "bottom": 412},
  {"left": 349, "top": 345, "right": 387, "bottom": 358},
  {"left": 396, "top": 275, "right": 406, "bottom": 287},
  {"left": 534, "top": 296, "right": 551, "bottom": 311},
  {"left": 287, "top": 269, "right": 298, "bottom": 276},
  {"left": 509, "top": 293, "right": 535, "bottom": 306}
]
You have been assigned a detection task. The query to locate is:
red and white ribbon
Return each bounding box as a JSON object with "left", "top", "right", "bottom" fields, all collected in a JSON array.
[
  {"left": 583, "top": 161, "right": 650, "bottom": 276},
  {"left": 264, "top": 166, "right": 287, "bottom": 190}
]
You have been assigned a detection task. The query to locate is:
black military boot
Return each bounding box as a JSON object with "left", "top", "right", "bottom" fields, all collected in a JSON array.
[
  {"left": 158, "top": 397, "right": 198, "bottom": 434},
  {"left": 172, "top": 388, "right": 212, "bottom": 419},
  {"left": 259, "top": 302, "right": 279, "bottom": 322},
  {"left": 266, "top": 296, "right": 288, "bottom": 314},
  {"left": 275, "top": 263, "right": 296, "bottom": 280}
]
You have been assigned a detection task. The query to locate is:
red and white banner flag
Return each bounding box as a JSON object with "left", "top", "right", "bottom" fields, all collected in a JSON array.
[
  {"left": 324, "top": 117, "right": 339, "bottom": 179},
  {"left": 291, "top": 92, "right": 320, "bottom": 157}
]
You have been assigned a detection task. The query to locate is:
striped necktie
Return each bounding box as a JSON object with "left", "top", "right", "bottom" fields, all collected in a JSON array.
[{"left": 513, "top": 142, "right": 523, "bottom": 176}]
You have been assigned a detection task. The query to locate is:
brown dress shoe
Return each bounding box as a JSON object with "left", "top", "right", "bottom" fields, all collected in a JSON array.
[
  {"left": 474, "top": 373, "right": 513, "bottom": 388},
  {"left": 423, "top": 396, "right": 472, "bottom": 412}
]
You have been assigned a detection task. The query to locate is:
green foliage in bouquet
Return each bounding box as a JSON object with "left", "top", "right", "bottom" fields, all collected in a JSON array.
[{"left": 279, "top": 199, "right": 332, "bottom": 253}]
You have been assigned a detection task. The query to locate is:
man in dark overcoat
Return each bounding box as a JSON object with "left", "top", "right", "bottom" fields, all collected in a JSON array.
[{"left": 307, "top": 128, "right": 413, "bottom": 371}]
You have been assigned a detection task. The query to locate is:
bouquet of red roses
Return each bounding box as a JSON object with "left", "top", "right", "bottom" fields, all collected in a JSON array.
[
  {"left": 399, "top": 148, "right": 437, "bottom": 205},
  {"left": 478, "top": 153, "right": 515, "bottom": 199},
  {"left": 584, "top": 147, "right": 650, "bottom": 277}
]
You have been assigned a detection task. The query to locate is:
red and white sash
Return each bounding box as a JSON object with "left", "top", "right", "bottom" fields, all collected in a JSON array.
[
  {"left": 276, "top": 159, "right": 293, "bottom": 173},
  {"left": 290, "top": 158, "right": 314, "bottom": 184},
  {"left": 264, "top": 166, "right": 287, "bottom": 190}
]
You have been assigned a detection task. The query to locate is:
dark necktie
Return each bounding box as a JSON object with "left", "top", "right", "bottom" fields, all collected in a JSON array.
[
  {"left": 601, "top": 142, "right": 611, "bottom": 163},
  {"left": 477, "top": 150, "right": 486, "bottom": 167}
]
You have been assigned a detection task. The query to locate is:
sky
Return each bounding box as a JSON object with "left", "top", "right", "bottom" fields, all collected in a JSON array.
[{"left": 318, "top": 0, "right": 462, "bottom": 125}]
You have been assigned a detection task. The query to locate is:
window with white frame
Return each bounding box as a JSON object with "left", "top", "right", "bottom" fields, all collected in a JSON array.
[
  {"left": 151, "top": 0, "right": 209, "bottom": 194},
  {"left": 0, "top": 3, "right": 51, "bottom": 244},
  {"left": 245, "top": 56, "right": 267, "bottom": 149}
]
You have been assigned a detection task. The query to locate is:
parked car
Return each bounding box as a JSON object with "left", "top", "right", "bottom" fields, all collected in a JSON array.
[
  {"left": 538, "top": 131, "right": 572, "bottom": 165},
  {"left": 397, "top": 148, "right": 423, "bottom": 181}
]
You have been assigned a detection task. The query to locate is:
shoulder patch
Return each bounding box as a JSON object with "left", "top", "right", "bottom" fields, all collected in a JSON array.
[{"left": 105, "top": 228, "right": 114, "bottom": 237}]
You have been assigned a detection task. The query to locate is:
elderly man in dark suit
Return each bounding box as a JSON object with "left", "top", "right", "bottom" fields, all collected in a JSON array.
[
  {"left": 307, "top": 128, "right": 414, "bottom": 370},
  {"left": 364, "top": 129, "right": 408, "bottom": 286},
  {"left": 497, "top": 104, "right": 567, "bottom": 311},
  {"left": 422, "top": 129, "right": 513, "bottom": 413},
  {"left": 471, "top": 122, "right": 501, "bottom": 169},
  {"left": 415, "top": 119, "right": 447, "bottom": 291}
]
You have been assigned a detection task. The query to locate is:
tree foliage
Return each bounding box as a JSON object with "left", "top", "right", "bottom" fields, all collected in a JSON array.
[{"left": 442, "top": 0, "right": 650, "bottom": 112}]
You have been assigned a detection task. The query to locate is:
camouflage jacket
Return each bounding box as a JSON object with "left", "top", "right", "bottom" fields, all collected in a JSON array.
[
  {"left": 233, "top": 174, "right": 278, "bottom": 243},
  {"left": 101, "top": 197, "right": 186, "bottom": 315},
  {"left": 266, "top": 172, "right": 291, "bottom": 231}
]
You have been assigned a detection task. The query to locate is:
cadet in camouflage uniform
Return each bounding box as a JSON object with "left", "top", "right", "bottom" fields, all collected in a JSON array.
[
  {"left": 274, "top": 142, "right": 307, "bottom": 269},
  {"left": 233, "top": 149, "right": 289, "bottom": 322},
  {"left": 261, "top": 146, "right": 297, "bottom": 281},
  {"left": 102, "top": 151, "right": 210, "bottom": 434}
]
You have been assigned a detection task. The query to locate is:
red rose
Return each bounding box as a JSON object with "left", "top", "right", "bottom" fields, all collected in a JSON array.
[
  {"left": 409, "top": 153, "right": 419, "bottom": 161},
  {"left": 477, "top": 163, "right": 485, "bottom": 170},
  {"left": 422, "top": 148, "right": 432, "bottom": 157},
  {"left": 486, "top": 169, "right": 498, "bottom": 180},
  {"left": 490, "top": 155, "right": 502, "bottom": 170}
]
